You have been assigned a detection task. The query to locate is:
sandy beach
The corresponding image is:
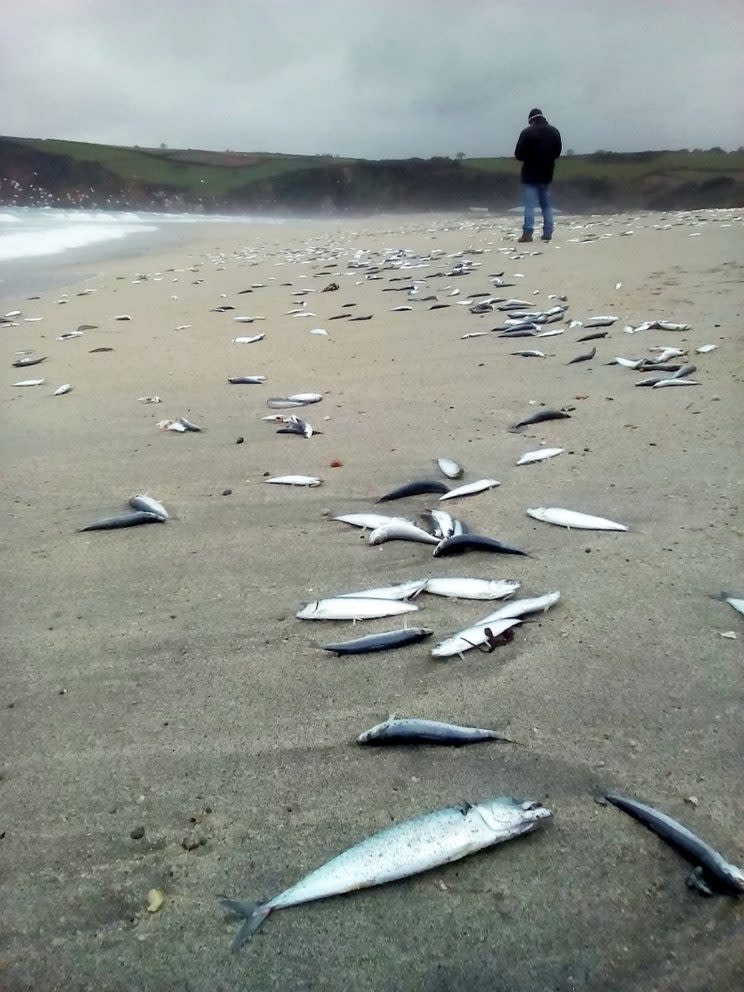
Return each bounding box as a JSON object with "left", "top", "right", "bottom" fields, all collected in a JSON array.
[{"left": 2, "top": 209, "right": 743, "bottom": 991}]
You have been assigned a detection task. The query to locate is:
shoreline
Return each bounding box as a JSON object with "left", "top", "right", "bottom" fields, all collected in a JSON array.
[{"left": 3, "top": 208, "right": 743, "bottom": 992}]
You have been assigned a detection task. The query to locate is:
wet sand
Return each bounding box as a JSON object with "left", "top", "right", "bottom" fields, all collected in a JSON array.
[{"left": 2, "top": 210, "right": 743, "bottom": 991}]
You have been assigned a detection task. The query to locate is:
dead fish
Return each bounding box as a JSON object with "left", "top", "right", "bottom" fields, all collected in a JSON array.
[
  {"left": 436, "top": 457, "right": 463, "bottom": 479},
  {"left": 297, "top": 598, "right": 418, "bottom": 621},
  {"left": 422, "top": 577, "right": 520, "bottom": 600},
  {"left": 79, "top": 510, "right": 163, "bottom": 531},
  {"left": 516, "top": 447, "right": 563, "bottom": 466},
  {"left": 419, "top": 508, "right": 456, "bottom": 540},
  {"left": 266, "top": 397, "right": 306, "bottom": 410},
  {"left": 228, "top": 376, "right": 266, "bottom": 384},
  {"left": 536, "top": 328, "right": 564, "bottom": 338},
  {"left": 696, "top": 344, "right": 717, "bottom": 354},
  {"left": 567, "top": 347, "right": 596, "bottom": 364},
  {"left": 176, "top": 417, "right": 202, "bottom": 431},
  {"left": 605, "top": 794, "right": 744, "bottom": 896},
  {"left": 583, "top": 316, "right": 617, "bottom": 328},
  {"left": 265, "top": 475, "right": 322, "bottom": 487},
  {"left": 337, "top": 579, "right": 427, "bottom": 601},
  {"left": 577, "top": 330, "right": 608, "bottom": 342},
  {"left": 650, "top": 321, "right": 690, "bottom": 331},
  {"left": 527, "top": 507, "right": 628, "bottom": 531},
  {"left": 233, "top": 334, "right": 265, "bottom": 344},
  {"left": 277, "top": 415, "right": 318, "bottom": 438},
  {"left": 377, "top": 480, "right": 450, "bottom": 503},
  {"left": 672, "top": 363, "right": 697, "bottom": 380},
  {"left": 13, "top": 378, "right": 46, "bottom": 386},
  {"left": 12, "top": 355, "right": 46, "bottom": 368},
  {"left": 652, "top": 378, "right": 698, "bottom": 388},
  {"left": 53, "top": 384, "right": 72, "bottom": 396},
  {"left": 321, "top": 627, "right": 432, "bottom": 655},
  {"left": 431, "top": 591, "right": 560, "bottom": 658},
  {"left": 287, "top": 393, "right": 323, "bottom": 404},
  {"left": 510, "top": 408, "right": 572, "bottom": 431},
  {"left": 129, "top": 494, "right": 168, "bottom": 520},
  {"left": 218, "top": 796, "right": 551, "bottom": 950},
  {"left": 511, "top": 350, "right": 546, "bottom": 357},
  {"left": 113, "top": 314, "right": 132, "bottom": 321},
  {"left": 138, "top": 395, "right": 162, "bottom": 403},
  {"left": 650, "top": 346, "right": 686, "bottom": 362},
  {"left": 711, "top": 592, "right": 744, "bottom": 617},
  {"left": 57, "top": 331, "right": 84, "bottom": 341},
  {"left": 158, "top": 419, "right": 187, "bottom": 432},
  {"left": 357, "top": 716, "right": 512, "bottom": 745},
  {"left": 369, "top": 521, "right": 439, "bottom": 547},
  {"left": 332, "top": 513, "right": 413, "bottom": 530},
  {"left": 433, "top": 534, "right": 528, "bottom": 557},
  {"left": 439, "top": 479, "right": 500, "bottom": 501},
  {"left": 89, "top": 347, "right": 114, "bottom": 353}
]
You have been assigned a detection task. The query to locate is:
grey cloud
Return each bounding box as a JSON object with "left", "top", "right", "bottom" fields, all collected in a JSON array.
[{"left": 2, "top": 0, "right": 740, "bottom": 158}]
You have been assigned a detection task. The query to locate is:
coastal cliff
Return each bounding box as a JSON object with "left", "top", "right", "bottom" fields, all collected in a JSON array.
[{"left": 1, "top": 136, "right": 741, "bottom": 213}]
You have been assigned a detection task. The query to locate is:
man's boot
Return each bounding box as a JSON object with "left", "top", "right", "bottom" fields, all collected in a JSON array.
[{"left": 517, "top": 231, "right": 533, "bottom": 243}]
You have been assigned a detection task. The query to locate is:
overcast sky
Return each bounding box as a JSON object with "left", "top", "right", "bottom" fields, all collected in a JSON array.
[{"left": 4, "top": 0, "right": 741, "bottom": 158}]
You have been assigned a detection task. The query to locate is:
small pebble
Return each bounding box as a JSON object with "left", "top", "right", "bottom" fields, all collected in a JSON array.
[
  {"left": 684, "top": 796, "right": 699, "bottom": 807},
  {"left": 222, "top": 489, "right": 232, "bottom": 496},
  {"left": 130, "top": 826, "right": 145, "bottom": 840},
  {"left": 236, "top": 437, "right": 244, "bottom": 444}
]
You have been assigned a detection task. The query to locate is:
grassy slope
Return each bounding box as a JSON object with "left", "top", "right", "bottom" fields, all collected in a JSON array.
[{"left": 6, "top": 137, "right": 744, "bottom": 201}]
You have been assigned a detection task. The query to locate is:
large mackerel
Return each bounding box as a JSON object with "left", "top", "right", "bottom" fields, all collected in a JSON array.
[{"left": 219, "top": 796, "right": 551, "bottom": 950}]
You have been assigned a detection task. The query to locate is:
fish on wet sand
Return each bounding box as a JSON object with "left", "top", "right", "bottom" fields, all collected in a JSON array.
[
  {"left": 53, "top": 384, "right": 72, "bottom": 396},
  {"left": 228, "top": 376, "right": 266, "bottom": 384},
  {"left": 79, "top": 510, "right": 164, "bottom": 532},
  {"left": 296, "top": 597, "right": 419, "bottom": 621},
  {"left": 13, "top": 378, "right": 46, "bottom": 387},
  {"left": 712, "top": 592, "right": 744, "bottom": 617},
  {"left": 321, "top": 627, "right": 432, "bottom": 654},
  {"left": 439, "top": 479, "right": 500, "bottom": 501},
  {"left": 357, "top": 716, "right": 512, "bottom": 745},
  {"left": 423, "top": 577, "right": 520, "bottom": 600},
  {"left": 369, "top": 520, "right": 439, "bottom": 547},
  {"left": 332, "top": 513, "right": 413, "bottom": 531},
  {"left": 12, "top": 355, "right": 46, "bottom": 368},
  {"left": 431, "top": 591, "right": 560, "bottom": 658},
  {"left": 129, "top": 494, "right": 168, "bottom": 521},
  {"left": 605, "top": 794, "right": 744, "bottom": 896},
  {"left": 433, "top": 534, "right": 528, "bottom": 557},
  {"left": 219, "top": 796, "right": 551, "bottom": 950},
  {"left": 567, "top": 347, "right": 596, "bottom": 364},
  {"left": 377, "top": 480, "right": 450, "bottom": 502},
  {"left": 436, "top": 457, "right": 463, "bottom": 479},
  {"left": 510, "top": 408, "right": 571, "bottom": 431},
  {"left": 337, "top": 579, "right": 427, "bottom": 601},
  {"left": 516, "top": 447, "right": 563, "bottom": 466},
  {"left": 266, "top": 476, "right": 322, "bottom": 487},
  {"left": 527, "top": 507, "right": 628, "bottom": 531}
]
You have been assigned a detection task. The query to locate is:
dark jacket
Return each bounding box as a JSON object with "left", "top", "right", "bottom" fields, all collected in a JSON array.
[{"left": 515, "top": 117, "right": 562, "bottom": 184}]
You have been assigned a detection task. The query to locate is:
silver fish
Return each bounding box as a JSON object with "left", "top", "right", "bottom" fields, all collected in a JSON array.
[
  {"left": 527, "top": 507, "right": 628, "bottom": 531},
  {"left": 332, "top": 513, "right": 413, "bottom": 530},
  {"left": 218, "top": 796, "right": 551, "bottom": 950},
  {"left": 369, "top": 521, "right": 439, "bottom": 546},
  {"left": 337, "top": 579, "right": 428, "bottom": 601},
  {"left": 516, "top": 447, "right": 563, "bottom": 466},
  {"left": 296, "top": 598, "right": 419, "bottom": 621},
  {"left": 431, "top": 591, "right": 560, "bottom": 658},
  {"left": 436, "top": 457, "right": 463, "bottom": 479},
  {"left": 53, "top": 384, "right": 72, "bottom": 396},
  {"left": 266, "top": 475, "right": 322, "bottom": 486},
  {"left": 357, "top": 716, "right": 512, "bottom": 745},
  {"left": 321, "top": 627, "right": 432, "bottom": 654},
  {"left": 439, "top": 479, "right": 500, "bottom": 501},
  {"left": 423, "top": 577, "right": 520, "bottom": 600},
  {"left": 129, "top": 494, "right": 168, "bottom": 521},
  {"left": 13, "top": 378, "right": 46, "bottom": 387}
]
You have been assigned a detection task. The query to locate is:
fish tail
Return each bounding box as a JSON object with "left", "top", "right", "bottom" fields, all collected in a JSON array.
[{"left": 217, "top": 896, "right": 271, "bottom": 951}]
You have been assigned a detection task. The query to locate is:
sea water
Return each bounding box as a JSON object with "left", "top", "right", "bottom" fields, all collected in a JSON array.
[{"left": 0, "top": 206, "right": 285, "bottom": 300}]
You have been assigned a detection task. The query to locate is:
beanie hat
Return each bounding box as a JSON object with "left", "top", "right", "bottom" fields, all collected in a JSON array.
[{"left": 528, "top": 108, "right": 544, "bottom": 122}]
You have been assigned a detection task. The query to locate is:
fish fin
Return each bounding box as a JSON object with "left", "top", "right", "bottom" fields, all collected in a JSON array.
[
  {"left": 217, "top": 896, "right": 271, "bottom": 950},
  {"left": 686, "top": 867, "right": 714, "bottom": 897}
]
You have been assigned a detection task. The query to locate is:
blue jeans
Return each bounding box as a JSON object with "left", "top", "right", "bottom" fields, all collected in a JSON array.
[{"left": 522, "top": 183, "right": 553, "bottom": 237}]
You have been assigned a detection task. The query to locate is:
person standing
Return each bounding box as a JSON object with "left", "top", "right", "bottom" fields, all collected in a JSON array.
[{"left": 514, "top": 108, "right": 562, "bottom": 243}]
